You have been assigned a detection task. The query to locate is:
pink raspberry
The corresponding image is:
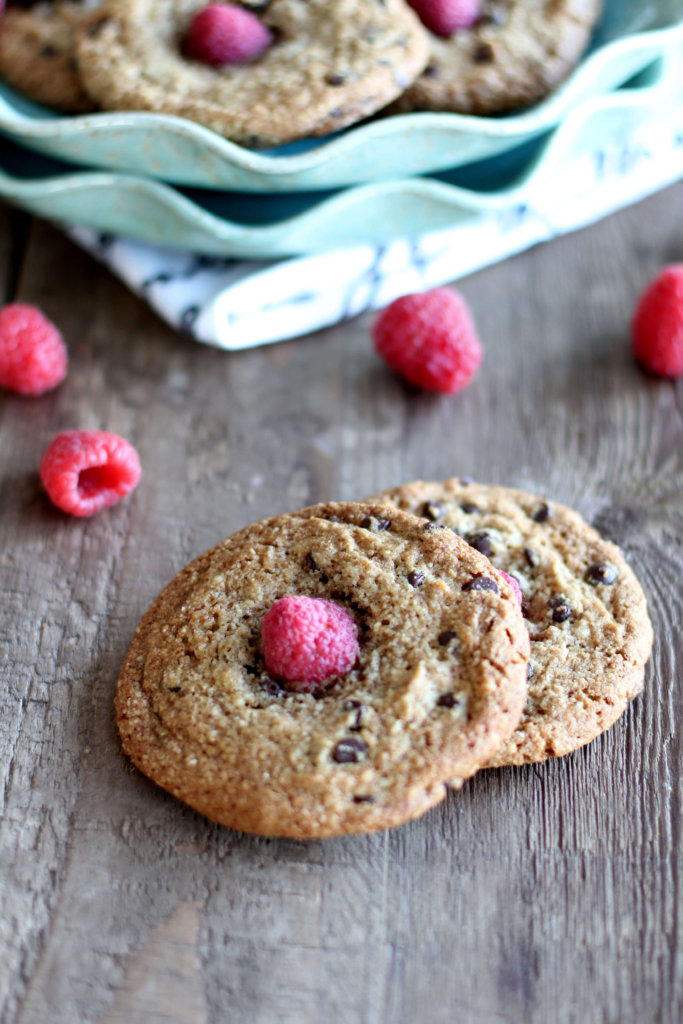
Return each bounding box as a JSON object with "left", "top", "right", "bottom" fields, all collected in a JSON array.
[
  {"left": 261, "top": 596, "right": 360, "bottom": 694},
  {"left": 498, "top": 570, "right": 522, "bottom": 606},
  {"left": 631, "top": 265, "right": 683, "bottom": 377},
  {"left": 40, "top": 430, "right": 141, "bottom": 517},
  {"left": 372, "top": 287, "right": 483, "bottom": 394},
  {"left": 185, "top": 3, "right": 272, "bottom": 67},
  {"left": 407, "top": 0, "right": 480, "bottom": 36},
  {"left": 0, "top": 303, "right": 67, "bottom": 396}
]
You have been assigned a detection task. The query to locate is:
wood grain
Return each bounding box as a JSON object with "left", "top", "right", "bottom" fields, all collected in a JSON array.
[{"left": 0, "top": 184, "right": 681, "bottom": 1024}]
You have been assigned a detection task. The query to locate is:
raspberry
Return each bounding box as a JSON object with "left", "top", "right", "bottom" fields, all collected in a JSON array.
[
  {"left": 40, "top": 430, "right": 141, "bottom": 517},
  {"left": 372, "top": 287, "right": 483, "bottom": 394},
  {"left": 261, "top": 596, "right": 360, "bottom": 694},
  {"left": 498, "top": 570, "right": 522, "bottom": 606},
  {"left": 185, "top": 3, "right": 272, "bottom": 67},
  {"left": 631, "top": 265, "right": 683, "bottom": 377},
  {"left": 407, "top": 0, "right": 480, "bottom": 36},
  {"left": 0, "top": 303, "right": 67, "bottom": 395}
]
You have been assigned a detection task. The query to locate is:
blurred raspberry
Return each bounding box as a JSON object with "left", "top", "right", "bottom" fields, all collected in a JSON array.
[
  {"left": 185, "top": 3, "right": 272, "bottom": 66},
  {"left": 631, "top": 265, "right": 683, "bottom": 377},
  {"left": 372, "top": 287, "right": 483, "bottom": 394},
  {"left": 407, "top": 0, "right": 480, "bottom": 36},
  {"left": 0, "top": 303, "right": 67, "bottom": 395}
]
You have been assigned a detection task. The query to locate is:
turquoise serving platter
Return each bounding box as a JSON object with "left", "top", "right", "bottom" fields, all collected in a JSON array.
[
  {"left": 0, "top": 0, "right": 681, "bottom": 192},
  {"left": 0, "top": 43, "right": 680, "bottom": 259}
]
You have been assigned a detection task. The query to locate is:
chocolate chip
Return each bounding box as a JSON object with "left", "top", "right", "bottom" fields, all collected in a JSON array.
[
  {"left": 466, "top": 530, "right": 493, "bottom": 557},
  {"left": 40, "top": 45, "right": 59, "bottom": 58},
  {"left": 262, "top": 678, "right": 284, "bottom": 697},
  {"left": 473, "top": 41, "right": 495, "bottom": 63},
  {"left": 524, "top": 546, "right": 540, "bottom": 568},
  {"left": 462, "top": 576, "right": 500, "bottom": 594},
  {"left": 436, "top": 692, "right": 460, "bottom": 708},
  {"left": 407, "top": 570, "right": 425, "bottom": 588},
  {"left": 167, "top": 685, "right": 181, "bottom": 694},
  {"left": 548, "top": 597, "right": 571, "bottom": 623},
  {"left": 332, "top": 737, "right": 367, "bottom": 764},
  {"left": 305, "top": 552, "right": 320, "bottom": 572},
  {"left": 585, "top": 562, "right": 618, "bottom": 586},
  {"left": 423, "top": 522, "right": 448, "bottom": 531},
  {"left": 461, "top": 502, "right": 480, "bottom": 514},
  {"left": 424, "top": 62, "right": 440, "bottom": 79},
  {"left": 360, "top": 516, "right": 391, "bottom": 531},
  {"left": 420, "top": 501, "right": 445, "bottom": 521},
  {"left": 532, "top": 502, "right": 551, "bottom": 523},
  {"left": 438, "top": 630, "right": 457, "bottom": 646},
  {"left": 352, "top": 795, "right": 375, "bottom": 804},
  {"left": 87, "top": 16, "right": 110, "bottom": 37}
]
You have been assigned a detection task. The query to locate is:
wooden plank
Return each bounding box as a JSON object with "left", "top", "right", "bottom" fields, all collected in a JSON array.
[{"left": 0, "top": 186, "right": 681, "bottom": 1024}]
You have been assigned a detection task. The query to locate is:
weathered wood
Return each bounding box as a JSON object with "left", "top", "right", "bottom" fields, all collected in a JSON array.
[{"left": 0, "top": 186, "right": 681, "bottom": 1024}]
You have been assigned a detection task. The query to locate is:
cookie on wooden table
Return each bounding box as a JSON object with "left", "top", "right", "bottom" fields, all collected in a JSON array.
[
  {"left": 0, "top": 2, "right": 96, "bottom": 112},
  {"left": 391, "top": 0, "right": 603, "bottom": 116},
  {"left": 370, "top": 479, "right": 653, "bottom": 767},
  {"left": 75, "top": 0, "right": 430, "bottom": 147},
  {"left": 116, "top": 501, "right": 530, "bottom": 838}
]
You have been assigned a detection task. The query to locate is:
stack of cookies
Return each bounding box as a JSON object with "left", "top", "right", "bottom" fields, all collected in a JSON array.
[
  {"left": 116, "top": 479, "right": 652, "bottom": 838},
  {"left": 0, "top": 0, "right": 603, "bottom": 145}
]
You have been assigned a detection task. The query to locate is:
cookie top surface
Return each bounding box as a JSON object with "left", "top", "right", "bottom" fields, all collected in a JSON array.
[
  {"left": 392, "top": 0, "right": 603, "bottom": 115},
  {"left": 0, "top": 2, "right": 96, "bottom": 112},
  {"left": 75, "top": 0, "right": 430, "bottom": 146},
  {"left": 116, "top": 501, "right": 529, "bottom": 838},
  {"left": 370, "top": 480, "right": 653, "bottom": 766}
]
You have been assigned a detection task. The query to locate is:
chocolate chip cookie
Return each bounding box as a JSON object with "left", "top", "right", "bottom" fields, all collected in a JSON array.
[
  {"left": 391, "top": 0, "right": 603, "bottom": 116},
  {"left": 75, "top": 0, "right": 430, "bottom": 147},
  {"left": 370, "top": 480, "right": 653, "bottom": 766},
  {"left": 0, "top": 2, "right": 96, "bottom": 112},
  {"left": 116, "top": 501, "right": 529, "bottom": 837}
]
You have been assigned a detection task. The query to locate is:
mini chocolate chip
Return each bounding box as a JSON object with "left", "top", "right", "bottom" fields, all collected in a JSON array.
[
  {"left": 524, "top": 546, "right": 540, "bottom": 567},
  {"left": 586, "top": 562, "right": 618, "bottom": 586},
  {"left": 548, "top": 597, "right": 571, "bottom": 623},
  {"left": 407, "top": 570, "right": 425, "bottom": 588},
  {"left": 438, "top": 630, "right": 457, "bottom": 646},
  {"left": 473, "top": 41, "right": 495, "bottom": 63},
  {"left": 532, "top": 501, "right": 551, "bottom": 523},
  {"left": 262, "top": 678, "right": 284, "bottom": 697},
  {"left": 360, "top": 516, "right": 391, "bottom": 531},
  {"left": 87, "top": 16, "right": 110, "bottom": 36},
  {"left": 353, "top": 795, "right": 375, "bottom": 804},
  {"left": 167, "top": 685, "right": 181, "bottom": 694},
  {"left": 462, "top": 576, "right": 500, "bottom": 594},
  {"left": 421, "top": 500, "right": 446, "bottom": 521},
  {"left": 305, "top": 552, "right": 319, "bottom": 572},
  {"left": 461, "top": 502, "right": 480, "bottom": 514},
  {"left": 466, "top": 530, "right": 493, "bottom": 557},
  {"left": 40, "top": 45, "right": 59, "bottom": 57},
  {"left": 332, "top": 737, "right": 368, "bottom": 763},
  {"left": 424, "top": 62, "right": 440, "bottom": 78},
  {"left": 244, "top": 664, "right": 260, "bottom": 676},
  {"left": 436, "top": 692, "right": 459, "bottom": 708},
  {"left": 325, "top": 72, "right": 347, "bottom": 85}
]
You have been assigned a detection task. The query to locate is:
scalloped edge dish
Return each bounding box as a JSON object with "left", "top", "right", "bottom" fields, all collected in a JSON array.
[
  {"left": 0, "top": 0, "right": 681, "bottom": 192},
  {"left": 0, "top": 42, "right": 681, "bottom": 258}
]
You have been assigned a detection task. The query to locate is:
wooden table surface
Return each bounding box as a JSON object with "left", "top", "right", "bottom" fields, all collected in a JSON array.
[{"left": 1, "top": 182, "right": 682, "bottom": 1024}]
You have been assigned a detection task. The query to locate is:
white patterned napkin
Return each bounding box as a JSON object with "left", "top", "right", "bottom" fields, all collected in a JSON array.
[{"left": 69, "top": 105, "right": 683, "bottom": 350}]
